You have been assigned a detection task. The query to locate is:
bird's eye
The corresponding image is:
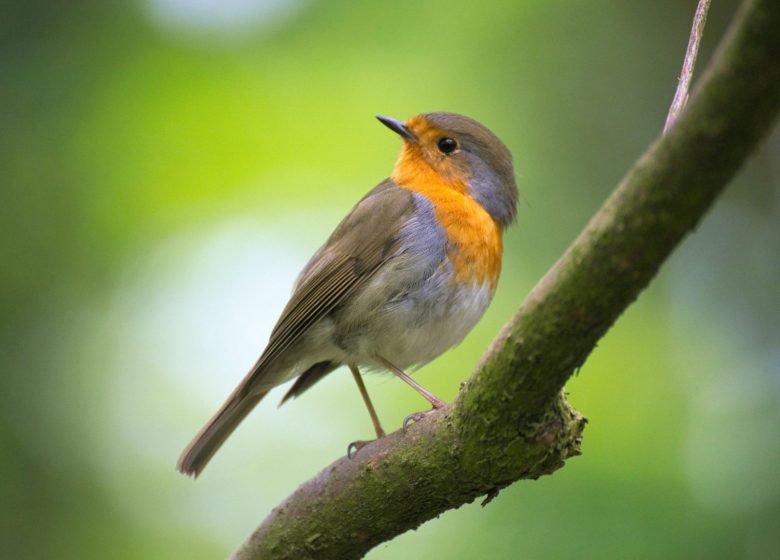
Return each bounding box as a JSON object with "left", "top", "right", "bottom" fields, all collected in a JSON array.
[{"left": 437, "top": 137, "right": 458, "bottom": 155}]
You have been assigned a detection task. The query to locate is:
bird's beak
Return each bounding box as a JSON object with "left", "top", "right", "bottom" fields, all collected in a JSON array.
[{"left": 376, "top": 115, "right": 418, "bottom": 142}]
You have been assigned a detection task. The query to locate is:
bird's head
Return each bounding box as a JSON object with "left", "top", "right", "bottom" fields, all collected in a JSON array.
[{"left": 378, "top": 112, "right": 518, "bottom": 228}]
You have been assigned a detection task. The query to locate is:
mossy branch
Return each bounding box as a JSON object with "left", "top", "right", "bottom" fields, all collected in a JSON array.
[{"left": 233, "top": 1, "right": 780, "bottom": 558}]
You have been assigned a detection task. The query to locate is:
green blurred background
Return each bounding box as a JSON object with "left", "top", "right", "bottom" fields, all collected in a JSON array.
[{"left": 2, "top": 1, "right": 778, "bottom": 558}]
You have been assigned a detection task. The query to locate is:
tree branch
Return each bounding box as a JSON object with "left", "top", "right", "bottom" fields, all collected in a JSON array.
[{"left": 233, "top": 1, "right": 780, "bottom": 558}]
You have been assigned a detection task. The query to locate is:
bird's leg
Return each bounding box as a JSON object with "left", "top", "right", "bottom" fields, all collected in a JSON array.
[
  {"left": 350, "top": 365, "right": 386, "bottom": 438},
  {"left": 378, "top": 356, "right": 445, "bottom": 408},
  {"left": 377, "top": 356, "right": 445, "bottom": 432},
  {"left": 347, "top": 365, "right": 386, "bottom": 459}
]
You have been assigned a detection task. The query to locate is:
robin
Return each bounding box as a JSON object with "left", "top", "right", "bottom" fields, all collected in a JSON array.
[{"left": 177, "top": 112, "right": 517, "bottom": 477}]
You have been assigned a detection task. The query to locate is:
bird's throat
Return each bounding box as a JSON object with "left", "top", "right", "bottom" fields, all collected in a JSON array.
[{"left": 392, "top": 155, "right": 503, "bottom": 290}]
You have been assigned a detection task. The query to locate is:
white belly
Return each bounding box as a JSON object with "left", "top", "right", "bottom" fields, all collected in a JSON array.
[
  {"left": 337, "top": 260, "right": 495, "bottom": 371},
  {"left": 374, "top": 281, "right": 493, "bottom": 369}
]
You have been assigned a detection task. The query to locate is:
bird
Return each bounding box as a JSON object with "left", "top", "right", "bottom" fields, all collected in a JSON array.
[{"left": 177, "top": 112, "right": 517, "bottom": 477}]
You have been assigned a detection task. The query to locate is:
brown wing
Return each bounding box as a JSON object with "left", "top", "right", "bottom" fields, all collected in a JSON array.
[
  {"left": 236, "top": 179, "right": 415, "bottom": 397},
  {"left": 176, "top": 180, "right": 415, "bottom": 476}
]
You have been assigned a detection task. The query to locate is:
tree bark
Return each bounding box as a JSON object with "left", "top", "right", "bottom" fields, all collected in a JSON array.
[{"left": 233, "top": 0, "right": 780, "bottom": 557}]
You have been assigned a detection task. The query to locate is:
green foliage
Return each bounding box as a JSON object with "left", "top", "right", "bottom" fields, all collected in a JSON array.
[{"left": 1, "top": 1, "right": 777, "bottom": 558}]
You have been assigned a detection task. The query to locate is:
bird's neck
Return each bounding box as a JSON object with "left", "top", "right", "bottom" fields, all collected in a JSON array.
[{"left": 392, "top": 151, "right": 503, "bottom": 291}]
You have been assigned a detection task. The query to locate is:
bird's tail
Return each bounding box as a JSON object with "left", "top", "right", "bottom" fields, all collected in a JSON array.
[{"left": 176, "top": 389, "right": 268, "bottom": 478}]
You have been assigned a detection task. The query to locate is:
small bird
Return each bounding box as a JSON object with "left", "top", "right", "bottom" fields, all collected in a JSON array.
[{"left": 177, "top": 112, "right": 517, "bottom": 477}]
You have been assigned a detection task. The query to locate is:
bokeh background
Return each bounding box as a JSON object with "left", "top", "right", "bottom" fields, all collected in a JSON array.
[{"left": 2, "top": 1, "right": 778, "bottom": 558}]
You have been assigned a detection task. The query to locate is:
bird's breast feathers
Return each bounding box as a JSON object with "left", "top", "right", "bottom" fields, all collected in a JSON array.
[
  {"left": 334, "top": 180, "right": 503, "bottom": 370},
  {"left": 393, "top": 170, "right": 503, "bottom": 290}
]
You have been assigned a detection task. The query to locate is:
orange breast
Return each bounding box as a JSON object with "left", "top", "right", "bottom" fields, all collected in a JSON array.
[{"left": 392, "top": 153, "right": 503, "bottom": 290}]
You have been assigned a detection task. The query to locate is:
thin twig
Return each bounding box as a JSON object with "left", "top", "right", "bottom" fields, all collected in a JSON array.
[{"left": 665, "top": 0, "right": 713, "bottom": 133}]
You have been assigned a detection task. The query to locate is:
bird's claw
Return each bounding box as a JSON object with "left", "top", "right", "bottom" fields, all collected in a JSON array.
[
  {"left": 347, "top": 440, "right": 371, "bottom": 459},
  {"left": 402, "top": 409, "right": 436, "bottom": 433}
]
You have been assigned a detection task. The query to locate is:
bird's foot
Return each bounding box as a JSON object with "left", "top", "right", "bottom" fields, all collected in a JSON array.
[
  {"left": 347, "top": 439, "right": 375, "bottom": 459},
  {"left": 402, "top": 408, "right": 440, "bottom": 433}
]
